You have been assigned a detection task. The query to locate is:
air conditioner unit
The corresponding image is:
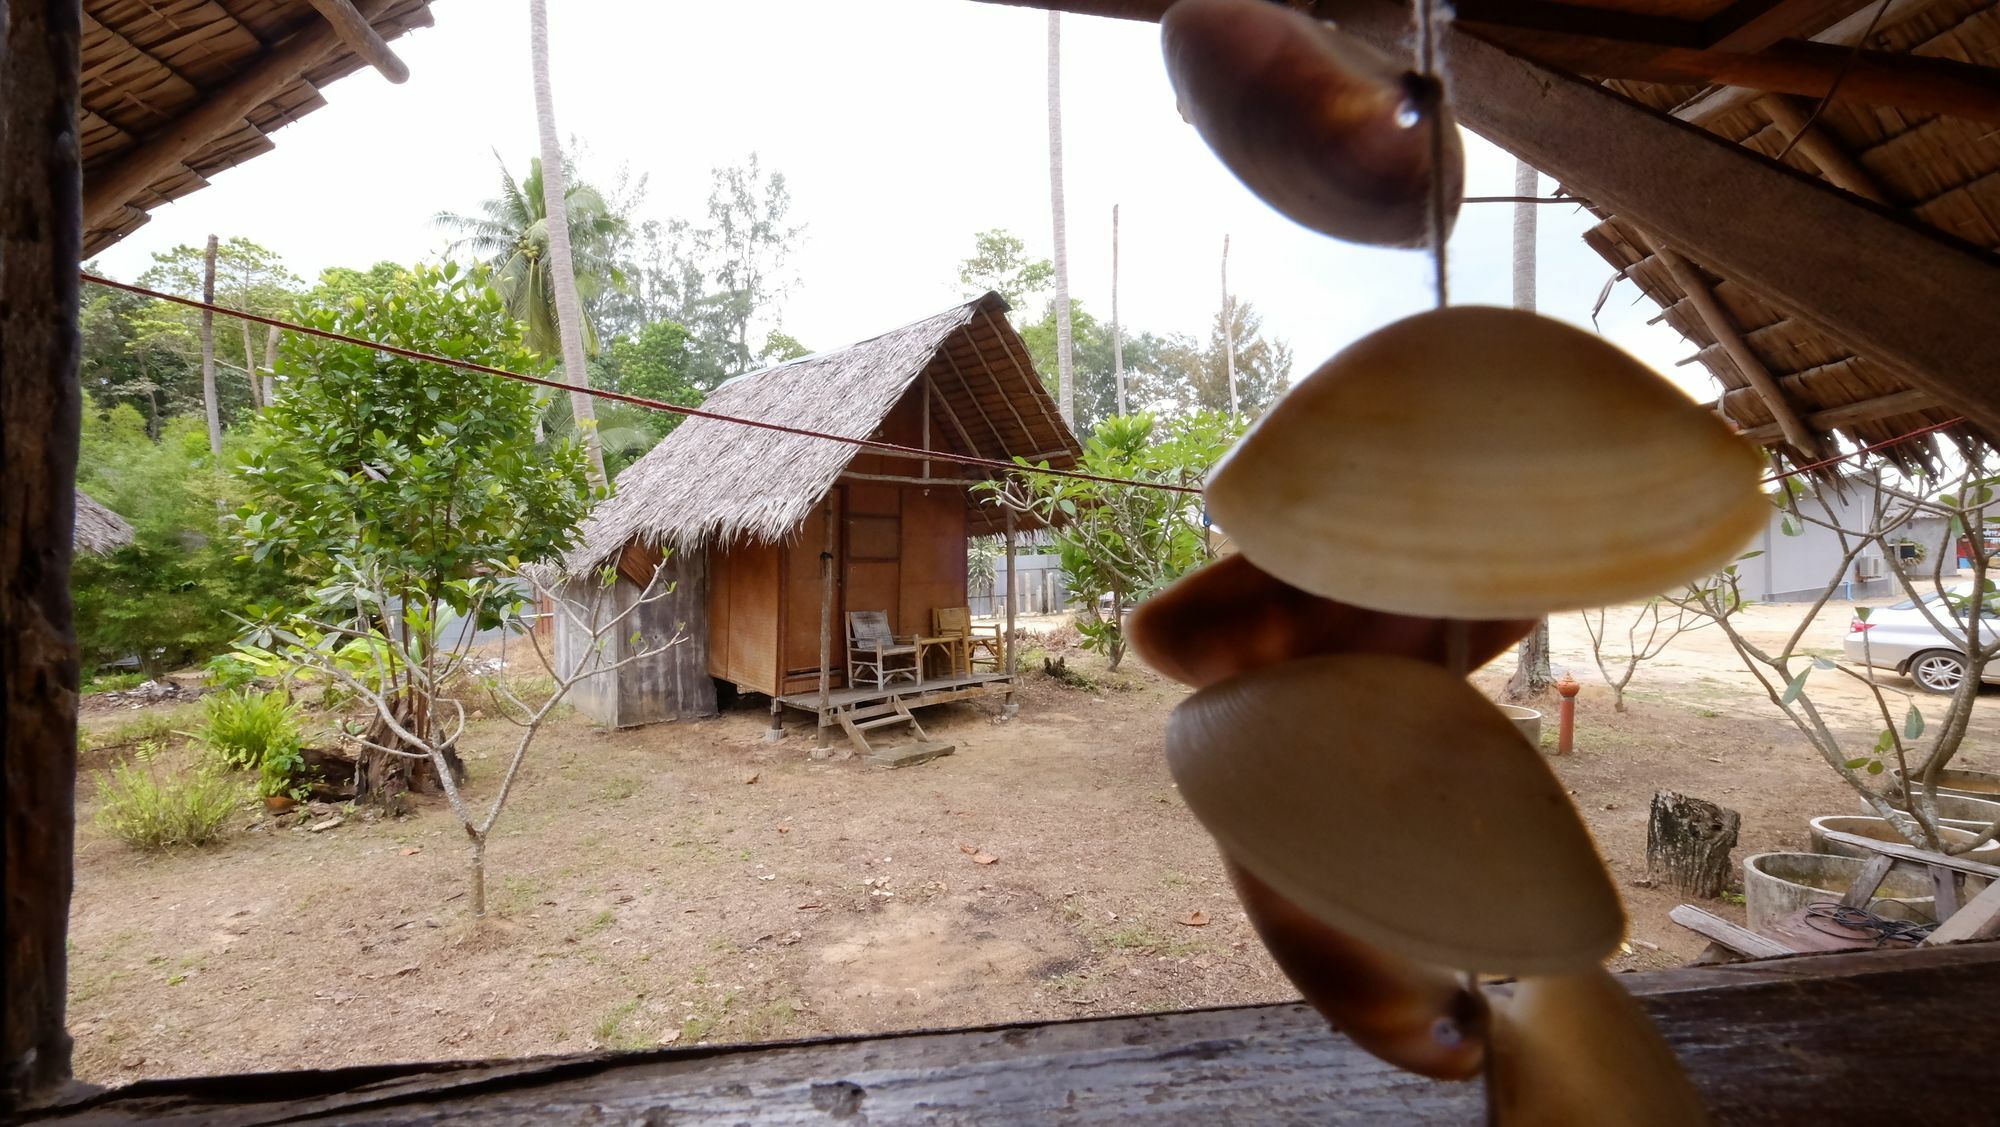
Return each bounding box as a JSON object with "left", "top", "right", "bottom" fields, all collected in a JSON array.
[{"left": 1856, "top": 556, "right": 1885, "bottom": 579}]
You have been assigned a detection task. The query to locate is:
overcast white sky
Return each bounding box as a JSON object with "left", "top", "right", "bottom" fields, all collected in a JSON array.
[{"left": 91, "top": 1, "right": 1718, "bottom": 401}]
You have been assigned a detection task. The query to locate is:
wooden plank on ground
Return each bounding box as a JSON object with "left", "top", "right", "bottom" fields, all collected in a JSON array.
[
  {"left": 1841, "top": 854, "right": 1898, "bottom": 907},
  {"left": 1925, "top": 879, "right": 2000, "bottom": 944},
  {"left": 1670, "top": 904, "right": 1795, "bottom": 958}
]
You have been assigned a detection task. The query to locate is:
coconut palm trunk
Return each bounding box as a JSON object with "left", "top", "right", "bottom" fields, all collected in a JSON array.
[
  {"left": 528, "top": 0, "right": 606, "bottom": 487},
  {"left": 1047, "top": 11, "right": 1075, "bottom": 427},
  {"left": 1506, "top": 158, "right": 1554, "bottom": 699},
  {"left": 1112, "top": 203, "right": 1125, "bottom": 417}
]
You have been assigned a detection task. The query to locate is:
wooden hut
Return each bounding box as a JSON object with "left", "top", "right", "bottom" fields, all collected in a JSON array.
[{"left": 551, "top": 293, "right": 1080, "bottom": 747}]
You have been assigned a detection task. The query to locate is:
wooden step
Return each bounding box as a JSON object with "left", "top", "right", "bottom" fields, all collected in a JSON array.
[
  {"left": 866, "top": 740, "right": 955, "bottom": 769},
  {"left": 855, "top": 714, "right": 915, "bottom": 731}
]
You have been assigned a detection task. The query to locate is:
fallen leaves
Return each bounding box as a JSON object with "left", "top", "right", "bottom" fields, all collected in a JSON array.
[
  {"left": 743, "top": 772, "right": 760, "bottom": 785},
  {"left": 1179, "top": 911, "right": 1210, "bottom": 927},
  {"left": 400, "top": 847, "right": 422, "bottom": 856},
  {"left": 958, "top": 842, "right": 999, "bottom": 865}
]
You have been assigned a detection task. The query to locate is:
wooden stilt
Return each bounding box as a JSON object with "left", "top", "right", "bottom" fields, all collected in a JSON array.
[
  {"left": 816, "top": 494, "right": 836, "bottom": 750},
  {"left": 1003, "top": 509, "right": 1019, "bottom": 717},
  {"left": 765, "top": 696, "right": 784, "bottom": 743}
]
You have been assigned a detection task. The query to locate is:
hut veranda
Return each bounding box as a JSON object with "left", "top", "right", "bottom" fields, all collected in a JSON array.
[{"left": 544, "top": 292, "right": 1080, "bottom": 743}]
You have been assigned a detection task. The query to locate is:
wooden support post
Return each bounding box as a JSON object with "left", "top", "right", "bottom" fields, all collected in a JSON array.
[
  {"left": 1004, "top": 509, "right": 1018, "bottom": 678},
  {"left": 306, "top": 0, "right": 410, "bottom": 83},
  {"left": 766, "top": 696, "right": 784, "bottom": 743},
  {"left": 1642, "top": 235, "right": 1826, "bottom": 457},
  {"left": 816, "top": 495, "right": 836, "bottom": 750},
  {"left": 3, "top": 0, "right": 83, "bottom": 1110},
  {"left": 82, "top": 0, "right": 401, "bottom": 228},
  {"left": 1757, "top": 95, "right": 1890, "bottom": 204},
  {"left": 921, "top": 378, "right": 931, "bottom": 482}
]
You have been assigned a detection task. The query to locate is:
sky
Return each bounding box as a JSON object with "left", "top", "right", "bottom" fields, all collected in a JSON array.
[{"left": 90, "top": 0, "right": 1720, "bottom": 403}]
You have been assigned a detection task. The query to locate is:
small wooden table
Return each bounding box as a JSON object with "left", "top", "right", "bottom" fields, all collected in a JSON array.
[{"left": 916, "top": 634, "right": 966, "bottom": 679}]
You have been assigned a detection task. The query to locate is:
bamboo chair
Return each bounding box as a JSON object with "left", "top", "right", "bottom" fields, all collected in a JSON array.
[
  {"left": 847, "top": 610, "right": 920, "bottom": 690},
  {"left": 934, "top": 606, "right": 1002, "bottom": 674}
]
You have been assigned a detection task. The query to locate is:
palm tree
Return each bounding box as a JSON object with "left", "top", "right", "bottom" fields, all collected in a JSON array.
[
  {"left": 1047, "top": 11, "right": 1075, "bottom": 428},
  {"left": 527, "top": 0, "right": 604, "bottom": 484},
  {"left": 435, "top": 155, "right": 625, "bottom": 361},
  {"left": 1506, "top": 158, "right": 1553, "bottom": 699}
]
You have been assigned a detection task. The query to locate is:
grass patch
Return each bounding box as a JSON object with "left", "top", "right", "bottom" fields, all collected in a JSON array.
[
  {"left": 592, "top": 998, "right": 648, "bottom": 1049},
  {"left": 1101, "top": 924, "right": 1205, "bottom": 957},
  {"left": 93, "top": 760, "right": 242, "bottom": 851},
  {"left": 83, "top": 670, "right": 148, "bottom": 694},
  {"left": 599, "top": 777, "right": 638, "bottom": 801},
  {"left": 81, "top": 705, "right": 202, "bottom": 752}
]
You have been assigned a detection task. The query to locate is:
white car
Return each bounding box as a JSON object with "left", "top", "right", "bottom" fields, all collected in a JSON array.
[{"left": 1844, "top": 592, "right": 2000, "bottom": 694}]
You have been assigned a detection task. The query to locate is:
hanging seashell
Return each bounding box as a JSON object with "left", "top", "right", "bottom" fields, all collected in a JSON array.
[
  {"left": 1167, "top": 653, "right": 1624, "bottom": 975},
  {"left": 1205, "top": 306, "right": 1769, "bottom": 620},
  {"left": 1487, "top": 967, "right": 1711, "bottom": 1125},
  {"left": 1229, "top": 860, "right": 1487, "bottom": 1080},
  {"left": 1128, "top": 551, "right": 1534, "bottom": 689},
  {"left": 1161, "top": 0, "right": 1463, "bottom": 247}
]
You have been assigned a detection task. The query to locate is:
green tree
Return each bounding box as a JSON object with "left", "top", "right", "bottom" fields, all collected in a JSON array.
[
  {"left": 72, "top": 403, "right": 297, "bottom": 672},
  {"left": 958, "top": 228, "right": 1053, "bottom": 313},
  {"left": 984, "top": 411, "right": 1240, "bottom": 670},
  {"left": 434, "top": 152, "right": 628, "bottom": 360},
  {"left": 1021, "top": 301, "right": 1172, "bottom": 434},
  {"left": 235, "top": 263, "right": 596, "bottom": 798},
  {"left": 129, "top": 237, "right": 299, "bottom": 418},
  {"left": 1145, "top": 299, "right": 1293, "bottom": 419},
  {"left": 591, "top": 319, "right": 705, "bottom": 478},
  {"left": 688, "top": 153, "right": 804, "bottom": 377}
]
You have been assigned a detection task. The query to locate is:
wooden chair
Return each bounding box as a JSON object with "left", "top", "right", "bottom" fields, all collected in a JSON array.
[
  {"left": 847, "top": 611, "right": 920, "bottom": 690},
  {"left": 934, "top": 607, "right": 1002, "bottom": 674}
]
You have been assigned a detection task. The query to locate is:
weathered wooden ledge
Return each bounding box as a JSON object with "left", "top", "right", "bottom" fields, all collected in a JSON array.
[{"left": 31, "top": 943, "right": 2000, "bottom": 1124}]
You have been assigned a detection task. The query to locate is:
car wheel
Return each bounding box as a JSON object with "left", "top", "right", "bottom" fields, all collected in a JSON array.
[{"left": 1910, "top": 651, "right": 1969, "bottom": 694}]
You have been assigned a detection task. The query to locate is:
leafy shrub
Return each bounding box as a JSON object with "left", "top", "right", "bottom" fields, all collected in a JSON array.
[
  {"left": 94, "top": 761, "right": 242, "bottom": 850},
  {"left": 82, "top": 670, "right": 147, "bottom": 694},
  {"left": 257, "top": 745, "right": 313, "bottom": 801},
  {"left": 196, "top": 689, "right": 302, "bottom": 770}
]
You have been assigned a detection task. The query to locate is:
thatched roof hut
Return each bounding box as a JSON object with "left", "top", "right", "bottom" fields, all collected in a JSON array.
[
  {"left": 552, "top": 293, "right": 1079, "bottom": 734},
  {"left": 568, "top": 291, "right": 1077, "bottom": 571},
  {"left": 73, "top": 491, "right": 135, "bottom": 556}
]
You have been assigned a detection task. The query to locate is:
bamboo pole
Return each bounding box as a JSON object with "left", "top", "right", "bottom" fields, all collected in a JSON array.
[
  {"left": 1643, "top": 234, "right": 1826, "bottom": 457},
  {"left": 816, "top": 494, "right": 836, "bottom": 749},
  {"left": 1758, "top": 95, "right": 1891, "bottom": 205},
  {"left": 305, "top": 0, "right": 410, "bottom": 82},
  {"left": 1221, "top": 234, "right": 1238, "bottom": 421}
]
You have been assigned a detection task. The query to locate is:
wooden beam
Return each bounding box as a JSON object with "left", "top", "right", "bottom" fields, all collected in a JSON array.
[
  {"left": 305, "top": 0, "right": 409, "bottom": 83},
  {"left": 977, "top": 308, "right": 1072, "bottom": 446},
  {"left": 1459, "top": 28, "right": 2000, "bottom": 123},
  {"left": 1315, "top": 0, "right": 2000, "bottom": 439},
  {"left": 938, "top": 351, "right": 1012, "bottom": 458},
  {"left": 2, "top": 0, "right": 83, "bottom": 1111},
  {"left": 923, "top": 375, "right": 989, "bottom": 461},
  {"left": 951, "top": 339, "right": 1036, "bottom": 451},
  {"left": 1669, "top": 904, "right": 1794, "bottom": 958},
  {"left": 1758, "top": 95, "right": 1892, "bottom": 204},
  {"left": 1820, "top": 830, "right": 2000, "bottom": 880},
  {"left": 1644, "top": 236, "right": 1826, "bottom": 456},
  {"left": 1675, "top": 0, "right": 1944, "bottom": 122},
  {"left": 972, "top": 0, "right": 1170, "bottom": 20},
  {"left": 1703, "top": 0, "right": 1875, "bottom": 51},
  {"left": 1732, "top": 388, "right": 1940, "bottom": 442},
  {"left": 82, "top": 0, "right": 401, "bottom": 227},
  {"left": 1925, "top": 877, "right": 2000, "bottom": 944},
  {"left": 1451, "top": 0, "right": 1707, "bottom": 48},
  {"left": 839, "top": 471, "right": 983, "bottom": 488}
]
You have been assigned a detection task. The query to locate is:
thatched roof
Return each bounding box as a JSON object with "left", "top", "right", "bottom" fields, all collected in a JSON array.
[
  {"left": 82, "top": 0, "right": 438, "bottom": 256},
  {"left": 1559, "top": 0, "right": 2000, "bottom": 464},
  {"left": 74, "top": 491, "right": 135, "bottom": 556},
  {"left": 567, "top": 292, "right": 1080, "bottom": 574}
]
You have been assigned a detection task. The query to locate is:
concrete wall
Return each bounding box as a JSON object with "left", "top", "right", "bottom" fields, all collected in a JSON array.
[{"left": 1739, "top": 482, "right": 1957, "bottom": 602}]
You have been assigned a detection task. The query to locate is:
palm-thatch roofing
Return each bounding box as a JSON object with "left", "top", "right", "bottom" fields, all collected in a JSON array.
[
  {"left": 74, "top": 491, "right": 135, "bottom": 556},
  {"left": 567, "top": 292, "right": 1079, "bottom": 574},
  {"left": 82, "top": 0, "right": 438, "bottom": 256},
  {"left": 1559, "top": 0, "right": 2000, "bottom": 464}
]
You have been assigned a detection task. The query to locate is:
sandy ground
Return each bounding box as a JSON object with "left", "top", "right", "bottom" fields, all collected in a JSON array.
[{"left": 66, "top": 595, "right": 1999, "bottom": 1084}]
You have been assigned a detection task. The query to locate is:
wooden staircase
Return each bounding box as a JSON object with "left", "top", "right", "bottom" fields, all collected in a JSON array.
[{"left": 834, "top": 697, "right": 954, "bottom": 767}]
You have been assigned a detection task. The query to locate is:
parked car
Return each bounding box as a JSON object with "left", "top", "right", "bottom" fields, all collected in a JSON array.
[{"left": 1844, "top": 591, "right": 2000, "bottom": 693}]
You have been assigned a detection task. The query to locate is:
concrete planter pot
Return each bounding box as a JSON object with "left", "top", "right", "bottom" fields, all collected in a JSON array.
[
  {"left": 1741, "top": 851, "right": 1937, "bottom": 932},
  {"left": 1496, "top": 704, "right": 1542, "bottom": 749},
  {"left": 1890, "top": 768, "right": 2000, "bottom": 801},
  {"left": 1809, "top": 815, "right": 2000, "bottom": 859},
  {"left": 1855, "top": 792, "right": 2000, "bottom": 831}
]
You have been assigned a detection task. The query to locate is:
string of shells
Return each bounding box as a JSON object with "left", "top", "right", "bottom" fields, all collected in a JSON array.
[{"left": 1136, "top": 1, "right": 1767, "bottom": 1120}]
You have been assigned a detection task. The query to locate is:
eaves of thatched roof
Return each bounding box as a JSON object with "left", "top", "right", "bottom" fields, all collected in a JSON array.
[
  {"left": 566, "top": 292, "right": 1079, "bottom": 575},
  {"left": 74, "top": 490, "right": 135, "bottom": 556}
]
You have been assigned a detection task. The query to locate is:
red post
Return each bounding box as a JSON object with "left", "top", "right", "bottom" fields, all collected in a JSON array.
[{"left": 1555, "top": 673, "right": 1580, "bottom": 756}]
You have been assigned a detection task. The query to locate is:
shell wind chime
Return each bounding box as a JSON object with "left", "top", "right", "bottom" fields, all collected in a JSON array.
[{"left": 1135, "top": 0, "right": 1769, "bottom": 1121}]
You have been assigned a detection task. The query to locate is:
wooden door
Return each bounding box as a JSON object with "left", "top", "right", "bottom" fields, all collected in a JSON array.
[
  {"left": 781, "top": 498, "right": 841, "bottom": 691},
  {"left": 843, "top": 483, "right": 902, "bottom": 637}
]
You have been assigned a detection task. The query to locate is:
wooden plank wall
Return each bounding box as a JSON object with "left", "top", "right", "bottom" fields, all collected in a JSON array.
[
  {"left": 612, "top": 548, "right": 717, "bottom": 726},
  {"left": 780, "top": 501, "right": 839, "bottom": 694},
  {"left": 707, "top": 538, "right": 781, "bottom": 696}
]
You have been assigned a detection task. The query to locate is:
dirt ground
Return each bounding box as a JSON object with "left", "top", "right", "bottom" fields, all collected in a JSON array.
[{"left": 66, "top": 596, "right": 2000, "bottom": 1085}]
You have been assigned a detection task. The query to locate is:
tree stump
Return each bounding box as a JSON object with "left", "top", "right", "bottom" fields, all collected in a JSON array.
[{"left": 1647, "top": 791, "right": 1741, "bottom": 898}]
